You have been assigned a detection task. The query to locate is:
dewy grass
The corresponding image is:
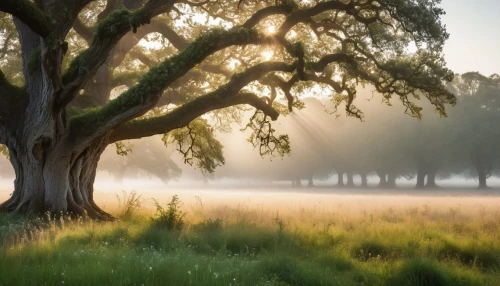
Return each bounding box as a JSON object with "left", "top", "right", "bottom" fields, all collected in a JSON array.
[{"left": 0, "top": 194, "right": 499, "bottom": 285}]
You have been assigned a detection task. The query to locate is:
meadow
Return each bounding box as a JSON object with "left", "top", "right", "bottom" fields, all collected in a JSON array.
[{"left": 0, "top": 188, "right": 500, "bottom": 286}]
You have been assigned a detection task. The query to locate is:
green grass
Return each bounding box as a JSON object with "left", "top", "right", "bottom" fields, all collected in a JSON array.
[{"left": 0, "top": 195, "right": 500, "bottom": 285}]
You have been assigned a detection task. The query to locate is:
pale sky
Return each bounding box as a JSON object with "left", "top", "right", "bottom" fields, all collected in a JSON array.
[{"left": 441, "top": 0, "right": 500, "bottom": 76}]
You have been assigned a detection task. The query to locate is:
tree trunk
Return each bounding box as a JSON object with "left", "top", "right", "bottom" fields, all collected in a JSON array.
[
  {"left": 0, "top": 135, "right": 113, "bottom": 220},
  {"left": 360, "top": 173, "right": 368, "bottom": 188},
  {"left": 415, "top": 168, "right": 426, "bottom": 189},
  {"left": 377, "top": 172, "right": 387, "bottom": 188},
  {"left": 336, "top": 171, "right": 344, "bottom": 187},
  {"left": 425, "top": 172, "right": 438, "bottom": 189},
  {"left": 346, "top": 172, "right": 355, "bottom": 188},
  {"left": 308, "top": 175, "right": 314, "bottom": 187},
  {"left": 0, "top": 20, "right": 112, "bottom": 219},
  {"left": 476, "top": 163, "right": 489, "bottom": 189},
  {"left": 386, "top": 173, "right": 397, "bottom": 188},
  {"left": 295, "top": 179, "right": 302, "bottom": 187}
]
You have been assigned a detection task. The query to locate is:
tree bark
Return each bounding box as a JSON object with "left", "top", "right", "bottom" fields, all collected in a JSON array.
[{"left": 0, "top": 136, "right": 113, "bottom": 220}]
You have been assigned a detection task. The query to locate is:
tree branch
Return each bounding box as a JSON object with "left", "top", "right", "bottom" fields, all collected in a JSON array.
[
  {"left": 108, "top": 61, "right": 295, "bottom": 142},
  {"left": 72, "top": 17, "right": 94, "bottom": 43},
  {"left": 111, "top": 19, "right": 187, "bottom": 68},
  {"left": 110, "top": 92, "right": 277, "bottom": 142},
  {"left": 0, "top": 69, "right": 27, "bottom": 129},
  {"left": 69, "top": 26, "right": 263, "bottom": 144},
  {"left": 0, "top": 0, "right": 53, "bottom": 37},
  {"left": 57, "top": 0, "right": 177, "bottom": 112}
]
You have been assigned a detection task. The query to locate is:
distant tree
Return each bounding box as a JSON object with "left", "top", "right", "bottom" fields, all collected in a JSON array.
[
  {"left": 0, "top": 0, "right": 455, "bottom": 218},
  {"left": 447, "top": 72, "right": 500, "bottom": 188},
  {"left": 98, "top": 137, "right": 181, "bottom": 183}
]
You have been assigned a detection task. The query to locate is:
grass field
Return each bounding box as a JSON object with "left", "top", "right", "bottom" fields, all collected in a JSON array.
[{"left": 0, "top": 188, "right": 500, "bottom": 285}]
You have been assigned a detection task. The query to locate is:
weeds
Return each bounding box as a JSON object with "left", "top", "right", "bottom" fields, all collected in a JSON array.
[
  {"left": 116, "top": 190, "right": 142, "bottom": 220},
  {"left": 191, "top": 218, "right": 223, "bottom": 232},
  {"left": 151, "top": 195, "right": 185, "bottom": 230}
]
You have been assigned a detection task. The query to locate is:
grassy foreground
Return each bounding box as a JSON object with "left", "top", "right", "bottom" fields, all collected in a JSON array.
[{"left": 0, "top": 193, "right": 500, "bottom": 285}]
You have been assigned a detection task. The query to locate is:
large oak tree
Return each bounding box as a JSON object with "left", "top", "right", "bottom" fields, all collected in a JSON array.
[{"left": 0, "top": 0, "right": 455, "bottom": 219}]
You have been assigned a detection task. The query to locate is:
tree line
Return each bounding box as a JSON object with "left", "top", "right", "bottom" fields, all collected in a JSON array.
[{"left": 215, "top": 72, "right": 500, "bottom": 189}]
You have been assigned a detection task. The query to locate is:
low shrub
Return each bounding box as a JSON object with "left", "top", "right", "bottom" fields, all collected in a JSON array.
[{"left": 151, "top": 195, "right": 185, "bottom": 230}]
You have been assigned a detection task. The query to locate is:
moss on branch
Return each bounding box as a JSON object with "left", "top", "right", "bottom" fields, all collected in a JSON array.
[
  {"left": 0, "top": 0, "right": 53, "bottom": 37},
  {"left": 69, "top": 26, "right": 261, "bottom": 138}
]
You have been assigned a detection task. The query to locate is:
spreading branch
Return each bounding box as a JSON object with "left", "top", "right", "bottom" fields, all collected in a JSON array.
[
  {"left": 0, "top": 0, "right": 53, "bottom": 37},
  {"left": 108, "top": 61, "right": 295, "bottom": 142},
  {"left": 70, "top": 26, "right": 263, "bottom": 143},
  {"left": 69, "top": 0, "right": 454, "bottom": 147},
  {"left": 57, "top": 0, "right": 177, "bottom": 112}
]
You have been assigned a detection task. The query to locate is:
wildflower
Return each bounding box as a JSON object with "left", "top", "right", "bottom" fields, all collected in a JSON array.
[
  {"left": 188, "top": 271, "right": 191, "bottom": 275},
  {"left": 149, "top": 267, "right": 152, "bottom": 271}
]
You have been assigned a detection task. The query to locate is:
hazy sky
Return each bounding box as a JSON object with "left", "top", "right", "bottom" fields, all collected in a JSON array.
[{"left": 441, "top": 0, "right": 500, "bottom": 76}]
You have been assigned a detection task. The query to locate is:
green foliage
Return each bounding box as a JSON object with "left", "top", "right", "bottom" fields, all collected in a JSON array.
[
  {"left": 151, "top": 195, "right": 185, "bottom": 230},
  {"left": 165, "top": 118, "right": 225, "bottom": 174},
  {"left": 94, "top": 8, "right": 133, "bottom": 40},
  {"left": 114, "top": 141, "right": 133, "bottom": 156},
  {"left": 0, "top": 144, "right": 9, "bottom": 159},
  {"left": 191, "top": 218, "right": 223, "bottom": 232},
  {"left": 389, "top": 258, "right": 450, "bottom": 286},
  {"left": 352, "top": 240, "right": 392, "bottom": 261},
  {"left": 244, "top": 110, "right": 291, "bottom": 157},
  {"left": 438, "top": 240, "right": 500, "bottom": 270},
  {"left": 259, "top": 256, "right": 324, "bottom": 285}
]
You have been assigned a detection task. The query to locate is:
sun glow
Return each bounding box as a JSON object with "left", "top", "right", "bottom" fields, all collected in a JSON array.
[
  {"left": 333, "top": 74, "right": 343, "bottom": 82},
  {"left": 266, "top": 26, "right": 276, "bottom": 34},
  {"left": 261, "top": 50, "right": 274, "bottom": 61}
]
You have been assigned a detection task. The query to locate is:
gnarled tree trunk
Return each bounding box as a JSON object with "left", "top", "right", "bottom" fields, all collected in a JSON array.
[
  {"left": 0, "top": 134, "right": 113, "bottom": 220},
  {"left": 0, "top": 18, "right": 114, "bottom": 219}
]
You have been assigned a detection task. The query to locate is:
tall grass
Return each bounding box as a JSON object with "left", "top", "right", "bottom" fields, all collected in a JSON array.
[
  {"left": 0, "top": 194, "right": 499, "bottom": 285},
  {"left": 116, "top": 190, "right": 143, "bottom": 220}
]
